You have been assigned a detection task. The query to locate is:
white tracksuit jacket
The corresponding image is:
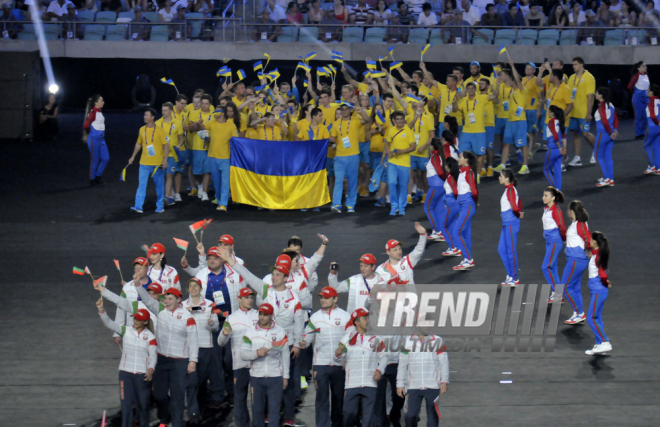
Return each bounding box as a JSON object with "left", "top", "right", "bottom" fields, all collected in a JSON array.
[
  {"left": 396, "top": 335, "right": 450, "bottom": 390},
  {"left": 217, "top": 307, "right": 260, "bottom": 370},
  {"left": 303, "top": 307, "right": 351, "bottom": 366},
  {"left": 240, "top": 322, "right": 290, "bottom": 378}
]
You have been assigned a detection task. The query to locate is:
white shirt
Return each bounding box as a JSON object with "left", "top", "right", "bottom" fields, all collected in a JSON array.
[
  {"left": 268, "top": 4, "right": 286, "bottom": 22},
  {"left": 328, "top": 272, "right": 385, "bottom": 316},
  {"left": 47, "top": 0, "right": 74, "bottom": 17},
  {"left": 158, "top": 7, "right": 176, "bottom": 21},
  {"left": 334, "top": 331, "right": 388, "bottom": 389},
  {"left": 372, "top": 8, "right": 392, "bottom": 25},
  {"left": 304, "top": 307, "right": 351, "bottom": 366},
  {"left": 376, "top": 234, "right": 427, "bottom": 284},
  {"left": 396, "top": 335, "right": 449, "bottom": 390},
  {"left": 183, "top": 297, "right": 219, "bottom": 348},
  {"left": 417, "top": 12, "right": 438, "bottom": 25},
  {"left": 636, "top": 74, "right": 650, "bottom": 91},
  {"left": 111, "top": 281, "right": 153, "bottom": 337},
  {"left": 217, "top": 307, "right": 259, "bottom": 370},
  {"left": 99, "top": 311, "right": 157, "bottom": 374},
  {"left": 147, "top": 265, "right": 181, "bottom": 291},
  {"left": 460, "top": 5, "right": 481, "bottom": 25},
  {"left": 240, "top": 322, "right": 290, "bottom": 378},
  {"left": 570, "top": 10, "right": 586, "bottom": 25},
  {"left": 262, "top": 252, "right": 323, "bottom": 310}
]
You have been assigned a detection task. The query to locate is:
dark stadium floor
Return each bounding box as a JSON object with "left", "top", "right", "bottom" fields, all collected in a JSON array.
[{"left": 0, "top": 112, "right": 658, "bottom": 427}]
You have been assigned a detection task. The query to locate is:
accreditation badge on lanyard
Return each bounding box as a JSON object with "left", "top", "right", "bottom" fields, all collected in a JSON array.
[
  {"left": 341, "top": 118, "right": 351, "bottom": 148},
  {"left": 213, "top": 290, "right": 226, "bottom": 305},
  {"left": 145, "top": 128, "right": 156, "bottom": 156},
  {"left": 468, "top": 99, "right": 477, "bottom": 124},
  {"left": 444, "top": 92, "right": 454, "bottom": 115}
]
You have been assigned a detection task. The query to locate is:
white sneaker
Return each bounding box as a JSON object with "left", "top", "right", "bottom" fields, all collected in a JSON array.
[
  {"left": 385, "top": 194, "right": 390, "bottom": 204},
  {"left": 197, "top": 185, "right": 203, "bottom": 199},
  {"left": 428, "top": 230, "right": 445, "bottom": 241},
  {"left": 500, "top": 276, "right": 512, "bottom": 286},
  {"left": 201, "top": 192, "right": 209, "bottom": 201},
  {"left": 561, "top": 164, "right": 567, "bottom": 172},
  {"left": 644, "top": 165, "right": 656, "bottom": 175},
  {"left": 590, "top": 153, "right": 596, "bottom": 164},
  {"left": 568, "top": 156, "right": 582, "bottom": 167},
  {"left": 586, "top": 341, "right": 612, "bottom": 355},
  {"left": 174, "top": 193, "right": 182, "bottom": 202},
  {"left": 412, "top": 185, "right": 418, "bottom": 194}
]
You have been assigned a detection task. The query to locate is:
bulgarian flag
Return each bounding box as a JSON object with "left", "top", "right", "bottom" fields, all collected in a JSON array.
[
  {"left": 173, "top": 238, "right": 189, "bottom": 251},
  {"left": 73, "top": 267, "right": 85, "bottom": 275},
  {"left": 272, "top": 337, "right": 288, "bottom": 350}
]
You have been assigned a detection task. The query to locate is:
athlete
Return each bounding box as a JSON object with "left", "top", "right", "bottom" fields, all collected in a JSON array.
[
  {"left": 328, "top": 254, "right": 385, "bottom": 314},
  {"left": 171, "top": 94, "right": 189, "bottom": 201},
  {"left": 383, "top": 111, "right": 416, "bottom": 216},
  {"left": 424, "top": 137, "right": 448, "bottom": 242},
  {"left": 522, "top": 63, "right": 541, "bottom": 156},
  {"left": 495, "top": 60, "right": 530, "bottom": 174},
  {"left": 128, "top": 108, "right": 168, "bottom": 214},
  {"left": 376, "top": 222, "right": 428, "bottom": 283},
  {"left": 541, "top": 68, "right": 573, "bottom": 165},
  {"left": 146, "top": 243, "right": 181, "bottom": 290},
  {"left": 543, "top": 106, "right": 568, "bottom": 190},
  {"left": 453, "top": 151, "right": 478, "bottom": 270},
  {"left": 83, "top": 94, "right": 109, "bottom": 186},
  {"left": 441, "top": 156, "right": 462, "bottom": 257},
  {"left": 584, "top": 231, "right": 613, "bottom": 355},
  {"left": 407, "top": 98, "right": 435, "bottom": 204},
  {"left": 184, "top": 94, "right": 203, "bottom": 197},
  {"left": 567, "top": 57, "right": 597, "bottom": 167},
  {"left": 593, "top": 88, "right": 620, "bottom": 187},
  {"left": 156, "top": 102, "right": 185, "bottom": 205},
  {"left": 188, "top": 94, "right": 214, "bottom": 201},
  {"left": 478, "top": 78, "right": 497, "bottom": 177},
  {"left": 368, "top": 105, "right": 389, "bottom": 207},
  {"left": 541, "top": 187, "right": 566, "bottom": 302},
  {"left": 562, "top": 201, "right": 592, "bottom": 325},
  {"left": 497, "top": 169, "right": 523, "bottom": 286},
  {"left": 296, "top": 107, "right": 330, "bottom": 141},
  {"left": 628, "top": 61, "right": 650, "bottom": 140},
  {"left": 644, "top": 84, "right": 660, "bottom": 175}
]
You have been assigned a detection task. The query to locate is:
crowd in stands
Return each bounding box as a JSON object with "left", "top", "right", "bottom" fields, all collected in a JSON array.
[{"left": 1, "top": 0, "right": 659, "bottom": 43}]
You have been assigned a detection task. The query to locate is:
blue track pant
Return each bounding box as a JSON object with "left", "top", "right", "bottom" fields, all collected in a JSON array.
[
  {"left": 587, "top": 285, "right": 609, "bottom": 344},
  {"left": 645, "top": 127, "right": 660, "bottom": 168},
  {"left": 333, "top": 154, "right": 359, "bottom": 209},
  {"left": 424, "top": 186, "right": 445, "bottom": 232},
  {"left": 561, "top": 256, "right": 589, "bottom": 314},
  {"left": 632, "top": 89, "right": 648, "bottom": 137},
  {"left": 542, "top": 241, "right": 562, "bottom": 292},
  {"left": 594, "top": 132, "right": 614, "bottom": 180},
  {"left": 498, "top": 223, "right": 520, "bottom": 281},
  {"left": 443, "top": 199, "right": 459, "bottom": 250},
  {"left": 453, "top": 200, "right": 476, "bottom": 259},
  {"left": 544, "top": 147, "right": 563, "bottom": 190},
  {"left": 87, "top": 128, "right": 109, "bottom": 179}
]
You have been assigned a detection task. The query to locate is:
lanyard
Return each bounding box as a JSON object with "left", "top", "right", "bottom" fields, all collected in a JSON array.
[
  {"left": 308, "top": 124, "right": 320, "bottom": 140},
  {"left": 468, "top": 97, "right": 478, "bottom": 111},
  {"left": 265, "top": 126, "right": 275, "bottom": 140},
  {"left": 447, "top": 90, "right": 457, "bottom": 105},
  {"left": 161, "top": 120, "right": 174, "bottom": 136},
  {"left": 148, "top": 265, "right": 165, "bottom": 281},
  {"left": 509, "top": 89, "right": 518, "bottom": 106},
  {"left": 416, "top": 117, "right": 422, "bottom": 133},
  {"left": 144, "top": 126, "right": 155, "bottom": 146},
  {"left": 548, "top": 85, "right": 560, "bottom": 106},
  {"left": 572, "top": 73, "right": 582, "bottom": 91},
  {"left": 362, "top": 276, "right": 371, "bottom": 294},
  {"left": 341, "top": 117, "right": 351, "bottom": 137}
]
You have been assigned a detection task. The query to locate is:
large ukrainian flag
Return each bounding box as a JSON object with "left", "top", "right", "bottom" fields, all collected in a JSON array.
[{"left": 230, "top": 137, "right": 331, "bottom": 209}]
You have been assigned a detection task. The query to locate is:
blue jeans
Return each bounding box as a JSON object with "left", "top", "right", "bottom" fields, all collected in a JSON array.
[
  {"left": 209, "top": 157, "right": 230, "bottom": 205},
  {"left": 313, "top": 365, "right": 345, "bottom": 427},
  {"left": 233, "top": 368, "right": 251, "bottom": 427},
  {"left": 387, "top": 163, "right": 410, "bottom": 213},
  {"left": 119, "top": 370, "right": 151, "bottom": 427},
  {"left": 344, "top": 387, "right": 377, "bottom": 427},
  {"left": 153, "top": 356, "right": 188, "bottom": 427},
  {"left": 251, "top": 376, "right": 283, "bottom": 427},
  {"left": 133, "top": 164, "right": 165, "bottom": 211},
  {"left": 333, "top": 154, "right": 359, "bottom": 208}
]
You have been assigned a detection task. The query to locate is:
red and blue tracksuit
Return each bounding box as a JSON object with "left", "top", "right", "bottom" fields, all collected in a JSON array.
[
  {"left": 645, "top": 97, "right": 660, "bottom": 169},
  {"left": 83, "top": 107, "right": 109, "bottom": 180},
  {"left": 627, "top": 72, "right": 649, "bottom": 137},
  {"left": 594, "top": 102, "right": 619, "bottom": 181},
  {"left": 454, "top": 166, "right": 478, "bottom": 261},
  {"left": 543, "top": 118, "right": 564, "bottom": 191},
  {"left": 498, "top": 184, "right": 522, "bottom": 281},
  {"left": 442, "top": 175, "right": 459, "bottom": 252},
  {"left": 423, "top": 151, "right": 446, "bottom": 235},
  {"left": 586, "top": 249, "right": 610, "bottom": 344},
  {"left": 562, "top": 221, "right": 591, "bottom": 314},
  {"left": 541, "top": 204, "right": 566, "bottom": 292}
]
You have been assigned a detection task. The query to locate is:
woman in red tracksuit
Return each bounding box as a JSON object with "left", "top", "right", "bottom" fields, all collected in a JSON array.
[
  {"left": 452, "top": 151, "right": 478, "bottom": 271},
  {"left": 83, "top": 94, "right": 110, "bottom": 186}
]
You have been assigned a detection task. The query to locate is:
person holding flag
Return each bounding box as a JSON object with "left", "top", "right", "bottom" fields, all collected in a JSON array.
[
  {"left": 328, "top": 253, "right": 385, "bottom": 314},
  {"left": 181, "top": 234, "right": 244, "bottom": 276},
  {"left": 376, "top": 222, "right": 428, "bottom": 283},
  {"left": 217, "top": 287, "right": 259, "bottom": 427},
  {"left": 299, "top": 287, "right": 350, "bottom": 427},
  {"left": 147, "top": 243, "right": 181, "bottom": 290},
  {"left": 383, "top": 111, "right": 416, "bottom": 216},
  {"left": 368, "top": 105, "right": 389, "bottom": 207},
  {"left": 334, "top": 309, "right": 388, "bottom": 427},
  {"left": 110, "top": 257, "right": 153, "bottom": 348},
  {"left": 128, "top": 108, "right": 168, "bottom": 214},
  {"left": 156, "top": 102, "right": 185, "bottom": 206},
  {"left": 240, "top": 303, "right": 290, "bottom": 427}
]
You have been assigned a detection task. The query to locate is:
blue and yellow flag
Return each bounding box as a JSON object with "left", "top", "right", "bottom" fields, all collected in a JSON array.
[
  {"left": 366, "top": 60, "right": 377, "bottom": 70},
  {"left": 229, "top": 138, "right": 331, "bottom": 209},
  {"left": 253, "top": 61, "right": 263, "bottom": 71},
  {"left": 375, "top": 111, "right": 386, "bottom": 126},
  {"left": 236, "top": 69, "right": 246, "bottom": 81},
  {"left": 160, "top": 78, "right": 175, "bottom": 86},
  {"left": 498, "top": 44, "right": 507, "bottom": 54}
]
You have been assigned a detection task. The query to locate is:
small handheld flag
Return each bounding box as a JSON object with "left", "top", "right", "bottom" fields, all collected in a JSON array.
[
  {"left": 317, "top": 67, "right": 328, "bottom": 77},
  {"left": 366, "top": 60, "right": 377, "bottom": 70},
  {"left": 189, "top": 220, "right": 206, "bottom": 244},
  {"left": 388, "top": 46, "right": 395, "bottom": 61},
  {"left": 84, "top": 266, "right": 95, "bottom": 283},
  {"left": 236, "top": 69, "right": 246, "bottom": 82},
  {"left": 272, "top": 337, "right": 288, "bottom": 350},
  {"left": 370, "top": 71, "right": 386, "bottom": 78},
  {"left": 253, "top": 61, "right": 263, "bottom": 71},
  {"left": 303, "top": 80, "right": 309, "bottom": 87},
  {"left": 140, "top": 244, "right": 150, "bottom": 254},
  {"left": 263, "top": 52, "right": 271, "bottom": 72},
  {"left": 73, "top": 267, "right": 85, "bottom": 275},
  {"left": 113, "top": 259, "right": 124, "bottom": 282},
  {"left": 151, "top": 166, "right": 160, "bottom": 178},
  {"left": 200, "top": 218, "right": 213, "bottom": 243},
  {"left": 120, "top": 164, "right": 129, "bottom": 182},
  {"left": 421, "top": 43, "right": 432, "bottom": 60},
  {"left": 296, "top": 61, "right": 310, "bottom": 72},
  {"left": 498, "top": 44, "right": 507, "bottom": 54},
  {"left": 173, "top": 237, "right": 189, "bottom": 257},
  {"left": 160, "top": 78, "right": 179, "bottom": 94},
  {"left": 390, "top": 61, "right": 402, "bottom": 71},
  {"left": 217, "top": 67, "right": 232, "bottom": 78},
  {"left": 406, "top": 94, "right": 422, "bottom": 103},
  {"left": 304, "top": 51, "right": 317, "bottom": 62},
  {"left": 375, "top": 110, "right": 386, "bottom": 126},
  {"left": 331, "top": 50, "right": 343, "bottom": 63},
  {"left": 255, "top": 84, "right": 268, "bottom": 91},
  {"left": 94, "top": 275, "right": 108, "bottom": 290}
]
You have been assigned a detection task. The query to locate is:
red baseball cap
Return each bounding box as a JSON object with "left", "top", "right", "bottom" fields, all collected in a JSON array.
[
  {"left": 358, "top": 254, "right": 377, "bottom": 265},
  {"left": 238, "top": 287, "right": 255, "bottom": 298},
  {"left": 164, "top": 288, "right": 182, "bottom": 298},
  {"left": 218, "top": 235, "right": 234, "bottom": 245},
  {"left": 270, "top": 254, "right": 291, "bottom": 276},
  {"left": 207, "top": 246, "right": 221, "bottom": 257},
  {"left": 147, "top": 283, "right": 163, "bottom": 294},
  {"left": 150, "top": 243, "right": 165, "bottom": 254},
  {"left": 318, "top": 286, "right": 338, "bottom": 298},
  {"left": 346, "top": 308, "right": 369, "bottom": 329},
  {"left": 133, "top": 308, "right": 150, "bottom": 321},
  {"left": 385, "top": 240, "right": 402, "bottom": 251},
  {"left": 258, "top": 303, "right": 274, "bottom": 315},
  {"left": 187, "top": 278, "right": 203, "bottom": 288},
  {"left": 133, "top": 257, "right": 148, "bottom": 266}
]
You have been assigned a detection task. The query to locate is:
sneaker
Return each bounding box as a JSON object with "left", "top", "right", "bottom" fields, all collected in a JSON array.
[
  {"left": 500, "top": 276, "right": 512, "bottom": 286},
  {"left": 347, "top": 207, "right": 355, "bottom": 213},
  {"left": 300, "top": 209, "right": 308, "bottom": 212},
  {"left": 331, "top": 206, "right": 342, "bottom": 213},
  {"left": 585, "top": 341, "right": 612, "bottom": 355},
  {"left": 568, "top": 156, "right": 582, "bottom": 167},
  {"left": 300, "top": 376, "right": 308, "bottom": 389},
  {"left": 561, "top": 164, "right": 567, "bottom": 172},
  {"left": 283, "top": 420, "right": 295, "bottom": 427},
  {"left": 644, "top": 166, "right": 656, "bottom": 175},
  {"left": 564, "top": 312, "right": 586, "bottom": 325},
  {"left": 212, "top": 198, "right": 218, "bottom": 205},
  {"left": 518, "top": 165, "right": 530, "bottom": 175},
  {"left": 547, "top": 292, "right": 556, "bottom": 304},
  {"left": 217, "top": 205, "right": 227, "bottom": 212},
  {"left": 509, "top": 279, "right": 520, "bottom": 286},
  {"left": 407, "top": 195, "right": 412, "bottom": 205},
  {"left": 596, "top": 178, "right": 612, "bottom": 187},
  {"left": 655, "top": 170, "right": 660, "bottom": 175},
  {"left": 165, "top": 197, "right": 175, "bottom": 206},
  {"left": 174, "top": 193, "right": 182, "bottom": 202},
  {"left": 492, "top": 164, "right": 505, "bottom": 172},
  {"left": 398, "top": 210, "right": 405, "bottom": 216},
  {"left": 412, "top": 185, "right": 418, "bottom": 194},
  {"left": 590, "top": 153, "right": 596, "bottom": 164},
  {"left": 155, "top": 207, "right": 164, "bottom": 213},
  {"left": 464, "top": 259, "right": 475, "bottom": 268},
  {"left": 452, "top": 259, "right": 471, "bottom": 271},
  {"left": 390, "top": 208, "right": 397, "bottom": 216},
  {"left": 375, "top": 197, "right": 386, "bottom": 207},
  {"left": 201, "top": 192, "right": 209, "bottom": 201},
  {"left": 89, "top": 179, "right": 97, "bottom": 187},
  {"left": 385, "top": 194, "right": 390, "bottom": 204},
  {"left": 197, "top": 185, "right": 204, "bottom": 198},
  {"left": 94, "top": 176, "right": 106, "bottom": 186},
  {"left": 442, "top": 248, "right": 462, "bottom": 257},
  {"left": 420, "top": 193, "right": 426, "bottom": 203},
  {"left": 477, "top": 174, "right": 481, "bottom": 184},
  {"left": 480, "top": 168, "right": 487, "bottom": 177},
  {"left": 428, "top": 230, "right": 445, "bottom": 241},
  {"left": 358, "top": 185, "right": 369, "bottom": 197},
  {"left": 541, "top": 143, "right": 548, "bottom": 151},
  {"left": 188, "top": 188, "right": 198, "bottom": 197},
  {"left": 486, "top": 166, "right": 494, "bottom": 177},
  {"left": 312, "top": 208, "right": 320, "bottom": 212},
  {"left": 130, "top": 207, "right": 143, "bottom": 214}
]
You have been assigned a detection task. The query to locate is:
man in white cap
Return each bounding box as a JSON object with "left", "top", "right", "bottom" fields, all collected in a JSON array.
[
  {"left": 218, "top": 287, "right": 259, "bottom": 427},
  {"left": 376, "top": 222, "right": 428, "bottom": 283},
  {"left": 328, "top": 253, "right": 385, "bottom": 314},
  {"left": 299, "top": 287, "right": 350, "bottom": 427}
]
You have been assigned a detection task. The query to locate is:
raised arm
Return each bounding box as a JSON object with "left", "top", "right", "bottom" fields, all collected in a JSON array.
[{"left": 407, "top": 222, "right": 428, "bottom": 268}]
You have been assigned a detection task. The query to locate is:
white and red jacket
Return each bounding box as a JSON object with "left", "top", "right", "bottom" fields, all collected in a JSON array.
[
  {"left": 184, "top": 254, "right": 244, "bottom": 277},
  {"left": 588, "top": 248, "right": 609, "bottom": 288},
  {"left": 334, "top": 331, "right": 388, "bottom": 389},
  {"left": 457, "top": 166, "right": 478, "bottom": 204},
  {"left": 595, "top": 102, "right": 618, "bottom": 135},
  {"left": 627, "top": 72, "right": 650, "bottom": 93},
  {"left": 500, "top": 183, "right": 522, "bottom": 225},
  {"left": 148, "top": 265, "right": 181, "bottom": 291},
  {"left": 444, "top": 174, "right": 458, "bottom": 199},
  {"left": 240, "top": 322, "right": 290, "bottom": 379},
  {"left": 183, "top": 297, "right": 219, "bottom": 348},
  {"left": 84, "top": 107, "right": 105, "bottom": 132},
  {"left": 545, "top": 118, "right": 564, "bottom": 148},
  {"left": 99, "top": 311, "right": 157, "bottom": 374},
  {"left": 376, "top": 234, "right": 427, "bottom": 284},
  {"left": 303, "top": 307, "right": 351, "bottom": 366},
  {"left": 647, "top": 97, "right": 660, "bottom": 127},
  {"left": 136, "top": 285, "right": 199, "bottom": 362},
  {"left": 111, "top": 280, "right": 156, "bottom": 338},
  {"left": 262, "top": 252, "right": 324, "bottom": 310},
  {"left": 426, "top": 150, "right": 446, "bottom": 188},
  {"left": 328, "top": 272, "right": 385, "bottom": 314},
  {"left": 298, "top": 254, "right": 319, "bottom": 292},
  {"left": 396, "top": 335, "right": 449, "bottom": 390},
  {"left": 194, "top": 265, "right": 244, "bottom": 313},
  {"left": 217, "top": 307, "right": 259, "bottom": 370},
  {"left": 542, "top": 203, "right": 566, "bottom": 243},
  {"left": 565, "top": 221, "right": 591, "bottom": 260}
]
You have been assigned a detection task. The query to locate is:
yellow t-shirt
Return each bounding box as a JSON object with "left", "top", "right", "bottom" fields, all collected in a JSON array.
[
  {"left": 171, "top": 108, "right": 187, "bottom": 129},
  {"left": 369, "top": 122, "right": 385, "bottom": 153},
  {"left": 138, "top": 125, "right": 167, "bottom": 166},
  {"left": 206, "top": 120, "right": 237, "bottom": 159},
  {"left": 245, "top": 127, "right": 260, "bottom": 139},
  {"left": 357, "top": 82, "right": 369, "bottom": 95},
  {"left": 496, "top": 84, "right": 513, "bottom": 119},
  {"left": 544, "top": 83, "right": 573, "bottom": 126},
  {"left": 385, "top": 125, "right": 416, "bottom": 168},
  {"left": 185, "top": 103, "right": 195, "bottom": 113},
  {"left": 437, "top": 83, "right": 462, "bottom": 124},
  {"left": 506, "top": 87, "right": 528, "bottom": 123},
  {"left": 190, "top": 109, "right": 214, "bottom": 151},
  {"left": 481, "top": 92, "right": 496, "bottom": 127},
  {"left": 184, "top": 108, "right": 202, "bottom": 150},
  {"left": 458, "top": 94, "right": 489, "bottom": 133},
  {"left": 253, "top": 103, "right": 271, "bottom": 118},
  {"left": 523, "top": 76, "right": 541, "bottom": 110},
  {"left": 319, "top": 104, "right": 339, "bottom": 127},
  {"left": 465, "top": 74, "right": 486, "bottom": 86},
  {"left": 156, "top": 118, "right": 184, "bottom": 158},
  {"left": 297, "top": 122, "right": 330, "bottom": 141},
  {"left": 568, "top": 71, "right": 596, "bottom": 119},
  {"left": 406, "top": 113, "right": 435, "bottom": 157},
  {"left": 330, "top": 116, "right": 362, "bottom": 157},
  {"left": 257, "top": 125, "right": 283, "bottom": 141},
  {"left": 232, "top": 96, "right": 249, "bottom": 113},
  {"left": 237, "top": 113, "right": 249, "bottom": 134},
  {"left": 357, "top": 108, "right": 372, "bottom": 142}
]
